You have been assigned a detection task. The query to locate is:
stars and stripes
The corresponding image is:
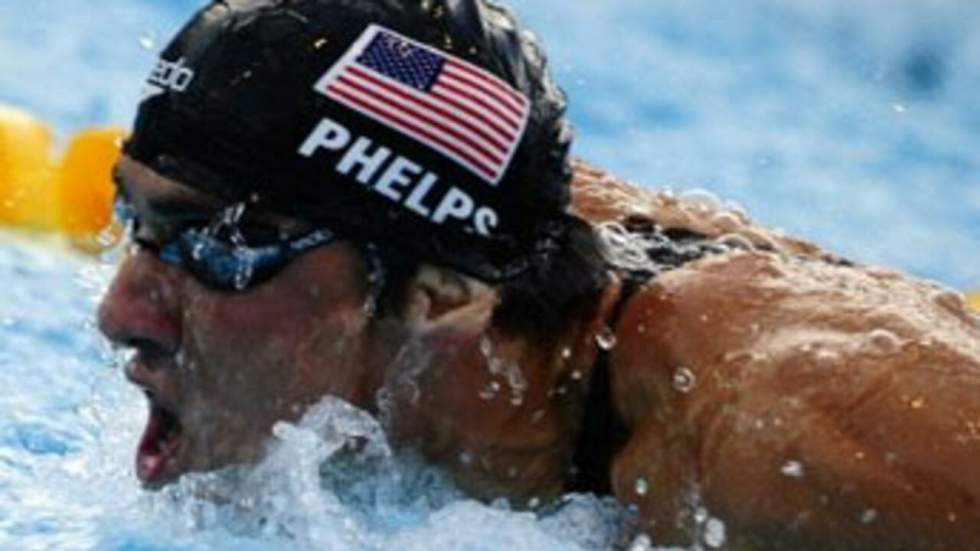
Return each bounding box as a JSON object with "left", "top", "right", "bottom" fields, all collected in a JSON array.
[{"left": 313, "top": 25, "right": 530, "bottom": 186}]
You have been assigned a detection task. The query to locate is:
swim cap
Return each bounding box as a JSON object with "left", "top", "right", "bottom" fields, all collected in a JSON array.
[{"left": 124, "top": 0, "right": 574, "bottom": 282}]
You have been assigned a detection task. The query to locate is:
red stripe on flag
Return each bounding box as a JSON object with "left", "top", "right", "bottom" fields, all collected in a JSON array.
[
  {"left": 427, "top": 87, "right": 518, "bottom": 145},
  {"left": 347, "top": 66, "right": 510, "bottom": 153},
  {"left": 433, "top": 79, "right": 523, "bottom": 131},
  {"left": 336, "top": 73, "right": 505, "bottom": 164},
  {"left": 444, "top": 60, "right": 527, "bottom": 114},
  {"left": 327, "top": 84, "right": 498, "bottom": 181}
]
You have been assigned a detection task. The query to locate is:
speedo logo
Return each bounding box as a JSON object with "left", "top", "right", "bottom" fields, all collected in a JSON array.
[{"left": 141, "top": 57, "right": 195, "bottom": 101}]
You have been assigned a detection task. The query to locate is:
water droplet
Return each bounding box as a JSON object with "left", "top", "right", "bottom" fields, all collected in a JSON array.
[
  {"left": 723, "top": 350, "right": 761, "bottom": 364},
  {"left": 486, "top": 357, "right": 505, "bottom": 376},
  {"left": 703, "top": 518, "right": 727, "bottom": 548},
  {"left": 561, "top": 346, "right": 572, "bottom": 359},
  {"left": 570, "top": 370, "right": 583, "bottom": 381},
  {"left": 234, "top": 260, "right": 254, "bottom": 291},
  {"left": 629, "top": 534, "right": 653, "bottom": 551},
  {"left": 527, "top": 497, "right": 540, "bottom": 509},
  {"left": 868, "top": 329, "right": 901, "bottom": 353},
  {"left": 504, "top": 363, "right": 527, "bottom": 392},
  {"left": 813, "top": 348, "right": 839, "bottom": 366},
  {"left": 781, "top": 460, "right": 805, "bottom": 478},
  {"left": 860, "top": 509, "right": 877, "bottom": 524},
  {"left": 138, "top": 30, "right": 157, "bottom": 50},
  {"left": 478, "top": 382, "right": 500, "bottom": 401},
  {"left": 932, "top": 289, "right": 967, "bottom": 313},
  {"left": 910, "top": 397, "right": 926, "bottom": 409},
  {"left": 628, "top": 534, "right": 653, "bottom": 551},
  {"left": 634, "top": 477, "right": 649, "bottom": 496},
  {"left": 191, "top": 239, "right": 206, "bottom": 261},
  {"left": 715, "top": 232, "right": 756, "bottom": 252},
  {"left": 596, "top": 327, "right": 617, "bottom": 351},
  {"left": 680, "top": 189, "right": 722, "bottom": 213},
  {"left": 710, "top": 212, "right": 743, "bottom": 233},
  {"left": 693, "top": 506, "right": 709, "bottom": 524},
  {"left": 459, "top": 451, "right": 474, "bottom": 465},
  {"left": 96, "top": 225, "right": 121, "bottom": 247},
  {"left": 892, "top": 103, "right": 907, "bottom": 113},
  {"left": 672, "top": 367, "right": 697, "bottom": 393},
  {"left": 479, "top": 335, "right": 493, "bottom": 358}
]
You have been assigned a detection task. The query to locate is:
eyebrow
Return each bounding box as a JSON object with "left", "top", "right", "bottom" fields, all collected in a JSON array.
[
  {"left": 112, "top": 166, "right": 218, "bottom": 221},
  {"left": 111, "top": 166, "right": 311, "bottom": 233}
]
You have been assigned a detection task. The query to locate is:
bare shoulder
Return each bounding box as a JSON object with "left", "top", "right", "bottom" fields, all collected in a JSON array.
[
  {"left": 607, "top": 246, "right": 980, "bottom": 548},
  {"left": 568, "top": 158, "right": 831, "bottom": 260}
]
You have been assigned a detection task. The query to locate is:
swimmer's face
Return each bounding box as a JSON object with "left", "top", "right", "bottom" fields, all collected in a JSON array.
[{"left": 97, "top": 155, "right": 395, "bottom": 487}]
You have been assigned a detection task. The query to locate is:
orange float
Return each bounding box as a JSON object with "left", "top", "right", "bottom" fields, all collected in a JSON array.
[
  {"left": 0, "top": 103, "right": 57, "bottom": 229},
  {"left": 0, "top": 103, "right": 124, "bottom": 250},
  {"left": 57, "top": 127, "right": 126, "bottom": 251}
]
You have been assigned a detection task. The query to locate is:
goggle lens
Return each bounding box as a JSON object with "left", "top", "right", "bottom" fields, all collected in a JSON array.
[{"left": 115, "top": 197, "right": 335, "bottom": 292}]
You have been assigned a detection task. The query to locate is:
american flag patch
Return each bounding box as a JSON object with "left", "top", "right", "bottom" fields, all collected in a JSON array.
[{"left": 314, "top": 25, "right": 531, "bottom": 186}]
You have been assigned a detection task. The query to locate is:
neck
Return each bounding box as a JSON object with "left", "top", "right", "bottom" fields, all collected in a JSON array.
[{"left": 375, "top": 274, "right": 624, "bottom": 502}]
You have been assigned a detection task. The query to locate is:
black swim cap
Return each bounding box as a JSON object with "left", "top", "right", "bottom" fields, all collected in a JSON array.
[{"left": 124, "top": 0, "right": 574, "bottom": 282}]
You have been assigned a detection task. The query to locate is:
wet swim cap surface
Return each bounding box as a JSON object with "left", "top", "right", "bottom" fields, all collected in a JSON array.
[{"left": 125, "top": 0, "right": 574, "bottom": 282}]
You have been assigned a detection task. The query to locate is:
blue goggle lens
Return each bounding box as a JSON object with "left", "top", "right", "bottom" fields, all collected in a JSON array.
[{"left": 115, "top": 198, "right": 335, "bottom": 292}]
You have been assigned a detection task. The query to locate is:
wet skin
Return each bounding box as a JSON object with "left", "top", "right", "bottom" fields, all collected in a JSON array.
[
  {"left": 99, "top": 156, "right": 393, "bottom": 486},
  {"left": 98, "top": 155, "right": 617, "bottom": 496},
  {"left": 570, "top": 161, "right": 980, "bottom": 549},
  {"left": 99, "top": 155, "right": 980, "bottom": 549}
]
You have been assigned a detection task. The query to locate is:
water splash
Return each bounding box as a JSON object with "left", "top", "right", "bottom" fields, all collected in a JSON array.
[
  {"left": 478, "top": 335, "right": 528, "bottom": 406},
  {"left": 130, "top": 397, "right": 628, "bottom": 551}
]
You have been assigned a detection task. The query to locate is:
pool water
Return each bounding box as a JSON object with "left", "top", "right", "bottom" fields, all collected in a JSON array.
[{"left": 0, "top": 1, "right": 978, "bottom": 549}]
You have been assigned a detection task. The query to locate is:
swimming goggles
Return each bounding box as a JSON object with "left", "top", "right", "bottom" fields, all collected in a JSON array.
[{"left": 114, "top": 198, "right": 336, "bottom": 292}]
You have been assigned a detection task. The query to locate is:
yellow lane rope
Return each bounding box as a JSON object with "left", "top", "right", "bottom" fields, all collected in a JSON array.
[{"left": 0, "top": 103, "right": 123, "bottom": 250}]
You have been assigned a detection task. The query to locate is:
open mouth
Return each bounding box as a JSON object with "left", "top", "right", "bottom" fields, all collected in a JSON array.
[{"left": 137, "top": 391, "right": 184, "bottom": 485}]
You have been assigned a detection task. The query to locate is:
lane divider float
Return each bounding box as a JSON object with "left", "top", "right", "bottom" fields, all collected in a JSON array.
[{"left": 0, "top": 102, "right": 124, "bottom": 251}]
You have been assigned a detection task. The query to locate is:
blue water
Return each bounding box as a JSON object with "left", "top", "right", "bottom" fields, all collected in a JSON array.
[{"left": 0, "top": 0, "right": 978, "bottom": 549}]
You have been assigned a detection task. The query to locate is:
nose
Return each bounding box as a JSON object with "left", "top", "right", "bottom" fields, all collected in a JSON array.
[{"left": 98, "top": 248, "right": 182, "bottom": 356}]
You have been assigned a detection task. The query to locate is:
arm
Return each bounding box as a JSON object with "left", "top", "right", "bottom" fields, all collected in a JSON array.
[
  {"left": 611, "top": 252, "right": 980, "bottom": 549},
  {"left": 570, "top": 160, "right": 980, "bottom": 549}
]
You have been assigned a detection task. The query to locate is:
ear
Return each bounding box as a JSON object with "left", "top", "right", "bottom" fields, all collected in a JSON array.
[{"left": 401, "top": 264, "right": 498, "bottom": 330}]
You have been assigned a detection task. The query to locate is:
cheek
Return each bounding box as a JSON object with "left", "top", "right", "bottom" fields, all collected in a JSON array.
[{"left": 177, "top": 277, "right": 374, "bottom": 414}]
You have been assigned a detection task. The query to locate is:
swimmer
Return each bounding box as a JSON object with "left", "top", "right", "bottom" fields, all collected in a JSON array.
[{"left": 97, "top": 1, "right": 980, "bottom": 549}]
